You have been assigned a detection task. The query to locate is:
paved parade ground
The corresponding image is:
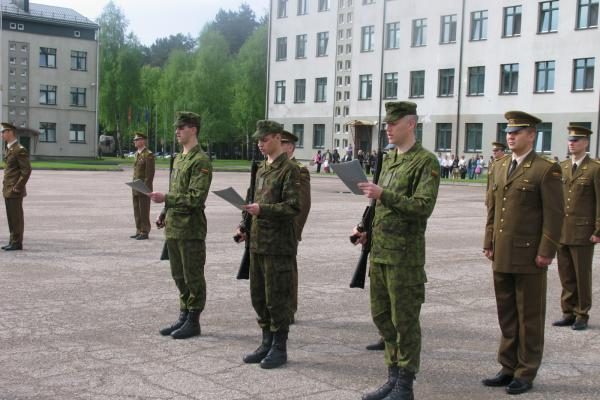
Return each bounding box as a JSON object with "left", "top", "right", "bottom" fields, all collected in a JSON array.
[{"left": 1, "top": 168, "right": 599, "bottom": 400}]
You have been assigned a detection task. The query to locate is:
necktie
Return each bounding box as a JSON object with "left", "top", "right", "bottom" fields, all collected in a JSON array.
[
  {"left": 507, "top": 159, "right": 518, "bottom": 177},
  {"left": 572, "top": 163, "right": 577, "bottom": 175}
]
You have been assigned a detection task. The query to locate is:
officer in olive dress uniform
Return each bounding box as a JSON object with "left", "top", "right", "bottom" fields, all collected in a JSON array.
[
  {"left": 149, "top": 112, "right": 212, "bottom": 340},
  {"left": 131, "top": 132, "right": 155, "bottom": 240},
  {"left": 482, "top": 111, "right": 563, "bottom": 395},
  {"left": 1, "top": 123, "right": 32, "bottom": 251},
  {"left": 354, "top": 102, "right": 440, "bottom": 400},
  {"left": 486, "top": 142, "right": 507, "bottom": 206},
  {"left": 235, "top": 120, "right": 300, "bottom": 369},
  {"left": 281, "top": 130, "right": 311, "bottom": 323},
  {"left": 553, "top": 126, "right": 600, "bottom": 331}
]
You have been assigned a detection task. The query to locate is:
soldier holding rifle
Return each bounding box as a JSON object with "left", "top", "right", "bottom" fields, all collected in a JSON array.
[
  {"left": 235, "top": 120, "right": 300, "bottom": 369},
  {"left": 352, "top": 102, "right": 440, "bottom": 400}
]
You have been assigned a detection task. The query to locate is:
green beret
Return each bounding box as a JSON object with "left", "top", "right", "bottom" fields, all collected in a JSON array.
[
  {"left": 252, "top": 120, "right": 283, "bottom": 140},
  {"left": 173, "top": 111, "right": 201, "bottom": 128},
  {"left": 1, "top": 122, "right": 16, "bottom": 132},
  {"left": 383, "top": 101, "right": 417, "bottom": 123},
  {"left": 504, "top": 111, "right": 541, "bottom": 133},
  {"left": 281, "top": 130, "right": 298, "bottom": 143},
  {"left": 567, "top": 125, "right": 593, "bottom": 141},
  {"left": 133, "top": 132, "right": 147, "bottom": 140}
]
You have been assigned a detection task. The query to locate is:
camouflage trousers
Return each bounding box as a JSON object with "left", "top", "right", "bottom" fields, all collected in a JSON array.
[
  {"left": 370, "top": 262, "right": 425, "bottom": 373},
  {"left": 250, "top": 253, "right": 293, "bottom": 332},
  {"left": 167, "top": 239, "right": 206, "bottom": 312}
]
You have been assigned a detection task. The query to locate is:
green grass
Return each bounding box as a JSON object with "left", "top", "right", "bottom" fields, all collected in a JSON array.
[{"left": 17, "top": 157, "right": 252, "bottom": 171}]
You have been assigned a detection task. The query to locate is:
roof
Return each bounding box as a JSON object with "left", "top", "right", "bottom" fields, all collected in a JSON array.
[{"left": 0, "top": 0, "right": 98, "bottom": 28}]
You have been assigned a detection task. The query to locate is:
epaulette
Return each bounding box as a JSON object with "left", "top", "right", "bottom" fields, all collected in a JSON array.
[
  {"left": 497, "top": 154, "right": 511, "bottom": 161},
  {"left": 593, "top": 159, "right": 600, "bottom": 165},
  {"left": 539, "top": 156, "right": 554, "bottom": 164}
]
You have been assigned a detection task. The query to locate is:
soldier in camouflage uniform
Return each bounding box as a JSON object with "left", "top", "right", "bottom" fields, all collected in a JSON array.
[
  {"left": 353, "top": 102, "right": 440, "bottom": 400},
  {"left": 236, "top": 120, "right": 300, "bottom": 369},
  {"left": 149, "top": 112, "right": 212, "bottom": 340},
  {"left": 281, "top": 129, "right": 311, "bottom": 323},
  {"left": 130, "top": 132, "right": 155, "bottom": 240}
]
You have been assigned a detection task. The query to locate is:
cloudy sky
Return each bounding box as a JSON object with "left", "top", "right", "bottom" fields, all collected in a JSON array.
[{"left": 38, "top": 0, "right": 270, "bottom": 45}]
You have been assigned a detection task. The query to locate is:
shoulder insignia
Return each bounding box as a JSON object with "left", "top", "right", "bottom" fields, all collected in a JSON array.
[
  {"left": 200, "top": 168, "right": 209, "bottom": 175},
  {"left": 539, "top": 157, "right": 554, "bottom": 164},
  {"left": 431, "top": 170, "right": 439, "bottom": 177},
  {"left": 498, "top": 154, "right": 511, "bottom": 161},
  {"left": 593, "top": 160, "right": 600, "bottom": 165},
  {"left": 551, "top": 171, "right": 562, "bottom": 177}
]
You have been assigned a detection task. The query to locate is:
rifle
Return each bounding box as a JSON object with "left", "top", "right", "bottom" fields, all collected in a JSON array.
[
  {"left": 159, "top": 153, "right": 176, "bottom": 260},
  {"left": 234, "top": 158, "right": 259, "bottom": 279},
  {"left": 349, "top": 150, "right": 384, "bottom": 288}
]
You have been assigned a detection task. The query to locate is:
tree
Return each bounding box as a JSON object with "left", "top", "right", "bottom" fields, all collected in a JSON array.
[
  {"left": 143, "top": 33, "right": 196, "bottom": 67},
  {"left": 231, "top": 24, "right": 267, "bottom": 158},
  {"left": 210, "top": 3, "right": 259, "bottom": 55}
]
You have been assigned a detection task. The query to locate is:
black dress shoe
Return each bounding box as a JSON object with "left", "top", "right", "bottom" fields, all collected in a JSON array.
[
  {"left": 482, "top": 372, "right": 513, "bottom": 387},
  {"left": 552, "top": 316, "right": 576, "bottom": 327},
  {"left": 136, "top": 234, "right": 149, "bottom": 240},
  {"left": 366, "top": 338, "right": 385, "bottom": 351},
  {"left": 130, "top": 234, "right": 140, "bottom": 239},
  {"left": 505, "top": 379, "right": 532, "bottom": 395},
  {"left": 3, "top": 243, "right": 22, "bottom": 251},
  {"left": 572, "top": 319, "right": 588, "bottom": 330},
  {"left": 1, "top": 244, "right": 10, "bottom": 250}
]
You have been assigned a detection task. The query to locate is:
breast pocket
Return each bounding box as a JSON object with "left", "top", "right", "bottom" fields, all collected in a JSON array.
[
  {"left": 517, "top": 182, "right": 537, "bottom": 205},
  {"left": 575, "top": 180, "right": 592, "bottom": 195}
]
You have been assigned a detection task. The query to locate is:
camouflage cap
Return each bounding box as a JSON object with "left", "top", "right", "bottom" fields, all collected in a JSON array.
[
  {"left": 504, "top": 111, "right": 541, "bottom": 133},
  {"left": 173, "top": 111, "right": 201, "bottom": 128},
  {"left": 383, "top": 101, "right": 417, "bottom": 123},
  {"left": 491, "top": 141, "right": 506, "bottom": 151},
  {"left": 252, "top": 120, "right": 283, "bottom": 140},
  {"left": 281, "top": 130, "right": 299, "bottom": 143},
  {"left": 133, "top": 132, "right": 147, "bottom": 140},
  {"left": 567, "top": 125, "right": 593, "bottom": 141},
  {"left": 1, "top": 122, "right": 16, "bottom": 133}
]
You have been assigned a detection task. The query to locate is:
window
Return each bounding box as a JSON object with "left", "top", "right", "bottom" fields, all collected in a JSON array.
[
  {"left": 338, "top": 45, "right": 344, "bottom": 55},
  {"left": 39, "top": 85, "right": 57, "bottom": 105},
  {"left": 384, "top": 73, "right": 398, "bottom": 99},
  {"left": 500, "top": 63, "right": 519, "bottom": 94},
  {"left": 438, "top": 68, "right": 455, "bottom": 97},
  {"left": 39, "top": 122, "right": 56, "bottom": 142},
  {"left": 363, "top": 0, "right": 375, "bottom": 4},
  {"left": 339, "top": 14, "right": 344, "bottom": 24},
  {"left": 70, "top": 88, "right": 86, "bottom": 107},
  {"left": 573, "top": 58, "right": 595, "bottom": 91},
  {"left": 275, "top": 80, "right": 286, "bottom": 104},
  {"left": 318, "top": 0, "right": 330, "bottom": 12},
  {"left": 39, "top": 47, "right": 56, "bottom": 68},
  {"left": 470, "top": 10, "right": 488, "bottom": 40},
  {"left": 338, "top": 29, "right": 344, "bottom": 39},
  {"left": 71, "top": 51, "right": 87, "bottom": 71},
  {"left": 535, "top": 123, "right": 552, "bottom": 153},
  {"left": 535, "top": 61, "right": 555, "bottom": 93},
  {"left": 344, "top": 91, "right": 350, "bottom": 100},
  {"left": 359, "top": 74, "right": 373, "bottom": 100},
  {"left": 412, "top": 18, "right": 427, "bottom": 46},
  {"left": 337, "top": 76, "right": 343, "bottom": 86},
  {"left": 361, "top": 26, "right": 375, "bottom": 52},
  {"left": 465, "top": 123, "right": 483, "bottom": 152},
  {"left": 293, "top": 124, "right": 304, "bottom": 148},
  {"left": 577, "top": 0, "right": 599, "bottom": 29},
  {"left": 468, "top": 66, "right": 485, "bottom": 95},
  {"left": 298, "top": 0, "right": 308, "bottom": 15},
  {"left": 436, "top": 123, "right": 452, "bottom": 152},
  {"left": 343, "top": 106, "right": 349, "bottom": 116},
  {"left": 410, "top": 70, "right": 425, "bottom": 98},
  {"left": 346, "top": 44, "right": 352, "bottom": 53},
  {"left": 386, "top": 22, "right": 400, "bottom": 49},
  {"left": 503, "top": 6, "right": 522, "bottom": 37},
  {"left": 337, "top": 61, "right": 343, "bottom": 71},
  {"left": 69, "top": 124, "right": 86, "bottom": 143},
  {"left": 317, "top": 32, "right": 329, "bottom": 56},
  {"left": 276, "top": 37, "right": 287, "bottom": 61},
  {"left": 347, "top": 12, "right": 352, "bottom": 22},
  {"left": 345, "top": 76, "right": 351, "bottom": 85},
  {"left": 496, "top": 123, "right": 508, "bottom": 145},
  {"left": 278, "top": 0, "right": 288, "bottom": 18},
  {"left": 415, "top": 123, "right": 423, "bottom": 143},
  {"left": 336, "top": 91, "right": 342, "bottom": 101},
  {"left": 539, "top": 1, "right": 559, "bottom": 33},
  {"left": 346, "top": 28, "right": 352, "bottom": 39},
  {"left": 440, "top": 14, "right": 457, "bottom": 43},
  {"left": 313, "top": 124, "right": 325, "bottom": 148},
  {"left": 315, "top": 77, "right": 327, "bottom": 102},
  {"left": 345, "top": 60, "right": 351, "bottom": 70},
  {"left": 292, "top": 79, "right": 305, "bottom": 104},
  {"left": 295, "top": 34, "right": 307, "bottom": 58}
]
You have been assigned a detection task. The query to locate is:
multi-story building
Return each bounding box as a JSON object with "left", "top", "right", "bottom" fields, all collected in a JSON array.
[
  {"left": 1, "top": 0, "right": 99, "bottom": 158},
  {"left": 267, "top": 0, "right": 599, "bottom": 161}
]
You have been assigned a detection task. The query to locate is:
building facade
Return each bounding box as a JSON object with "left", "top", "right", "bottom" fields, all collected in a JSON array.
[
  {"left": 268, "top": 0, "right": 599, "bottom": 161},
  {"left": 1, "top": 0, "right": 99, "bottom": 158}
]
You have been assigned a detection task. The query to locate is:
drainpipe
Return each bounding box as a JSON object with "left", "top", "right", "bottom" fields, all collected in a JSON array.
[
  {"left": 376, "top": 0, "right": 388, "bottom": 152},
  {"left": 454, "top": 0, "right": 466, "bottom": 154},
  {"left": 265, "top": 2, "right": 273, "bottom": 119}
]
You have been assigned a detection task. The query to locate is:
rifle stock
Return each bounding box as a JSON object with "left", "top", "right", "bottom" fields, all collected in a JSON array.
[
  {"left": 236, "top": 159, "right": 259, "bottom": 280},
  {"left": 349, "top": 150, "right": 384, "bottom": 288},
  {"left": 159, "top": 153, "right": 176, "bottom": 261}
]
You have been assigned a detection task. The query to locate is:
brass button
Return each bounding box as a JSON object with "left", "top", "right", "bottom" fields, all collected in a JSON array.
[
  {"left": 499, "top": 229, "right": 503, "bottom": 233},
  {"left": 500, "top": 219, "right": 504, "bottom": 222},
  {"left": 526, "top": 242, "right": 530, "bottom": 247},
  {"left": 502, "top": 208, "right": 506, "bottom": 211},
  {"left": 503, "top": 197, "right": 507, "bottom": 201}
]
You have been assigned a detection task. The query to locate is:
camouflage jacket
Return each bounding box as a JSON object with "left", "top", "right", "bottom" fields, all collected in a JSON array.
[
  {"left": 133, "top": 148, "right": 155, "bottom": 196},
  {"left": 248, "top": 152, "right": 300, "bottom": 255},
  {"left": 3, "top": 142, "right": 31, "bottom": 199},
  {"left": 292, "top": 157, "right": 311, "bottom": 241},
  {"left": 371, "top": 143, "right": 440, "bottom": 268},
  {"left": 164, "top": 145, "right": 212, "bottom": 240}
]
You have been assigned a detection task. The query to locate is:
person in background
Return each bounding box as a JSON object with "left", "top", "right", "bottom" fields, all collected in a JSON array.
[{"left": 130, "top": 132, "right": 155, "bottom": 240}]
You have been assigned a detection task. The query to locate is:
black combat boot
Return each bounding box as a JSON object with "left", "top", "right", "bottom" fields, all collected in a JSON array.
[
  {"left": 260, "top": 330, "right": 288, "bottom": 369},
  {"left": 159, "top": 310, "right": 188, "bottom": 336},
  {"left": 382, "top": 369, "right": 415, "bottom": 400},
  {"left": 243, "top": 329, "right": 273, "bottom": 363},
  {"left": 362, "top": 366, "right": 399, "bottom": 400},
  {"left": 171, "top": 309, "right": 201, "bottom": 339}
]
